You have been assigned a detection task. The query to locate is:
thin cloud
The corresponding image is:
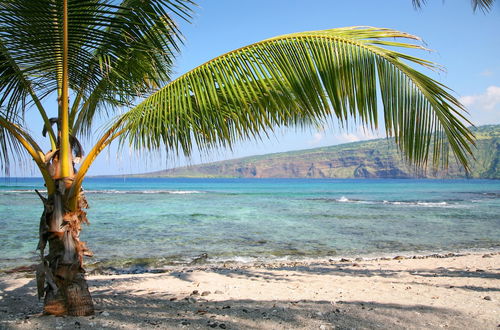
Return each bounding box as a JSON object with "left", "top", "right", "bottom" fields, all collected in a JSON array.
[
  {"left": 306, "top": 126, "right": 384, "bottom": 147},
  {"left": 460, "top": 86, "right": 500, "bottom": 125},
  {"left": 480, "top": 69, "right": 494, "bottom": 77},
  {"left": 336, "top": 128, "right": 384, "bottom": 144},
  {"left": 308, "top": 132, "right": 325, "bottom": 145}
]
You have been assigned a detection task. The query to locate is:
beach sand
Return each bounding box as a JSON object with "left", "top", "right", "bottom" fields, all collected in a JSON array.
[{"left": 0, "top": 252, "right": 499, "bottom": 329}]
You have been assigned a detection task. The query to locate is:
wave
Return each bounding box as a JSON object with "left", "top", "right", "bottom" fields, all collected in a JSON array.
[
  {"left": 0, "top": 189, "right": 46, "bottom": 194},
  {"left": 383, "top": 200, "right": 448, "bottom": 207},
  {"left": 316, "top": 196, "right": 455, "bottom": 208},
  {"left": 338, "top": 196, "right": 349, "bottom": 202},
  {"left": 85, "top": 189, "right": 205, "bottom": 195},
  {"left": 0, "top": 189, "right": 205, "bottom": 195},
  {"left": 336, "top": 196, "right": 374, "bottom": 204}
]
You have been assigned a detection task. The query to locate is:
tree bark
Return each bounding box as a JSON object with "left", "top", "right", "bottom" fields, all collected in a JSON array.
[{"left": 37, "top": 178, "right": 94, "bottom": 316}]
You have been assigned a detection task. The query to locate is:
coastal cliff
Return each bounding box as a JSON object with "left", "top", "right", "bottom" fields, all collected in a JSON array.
[{"left": 138, "top": 125, "right": 500, "bottom": 179}]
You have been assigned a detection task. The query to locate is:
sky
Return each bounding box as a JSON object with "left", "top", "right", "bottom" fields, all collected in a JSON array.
[{"left": 16, "top": 0, "right": 500, "bottom": 176}]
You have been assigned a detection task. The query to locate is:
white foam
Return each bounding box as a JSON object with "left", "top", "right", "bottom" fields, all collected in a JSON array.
[
  {"left": 387, "top": 200, "right": 450, "bottom": 207},
  {"left": 85, "top": 189, "right": 204, "bottom": 195},
  {"left": 417, "top": 201, "right": 447, "bottom": 207},
  {"left": 168, "top": 190, "right": 204, "bottom": 194}
]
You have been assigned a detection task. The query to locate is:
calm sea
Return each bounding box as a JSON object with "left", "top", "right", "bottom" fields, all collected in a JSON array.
[{"left": 0, "top": 178, "right": 499, "bottom": 271}]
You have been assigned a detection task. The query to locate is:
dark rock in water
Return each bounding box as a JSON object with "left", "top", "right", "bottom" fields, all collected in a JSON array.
[
  {"left": 149, "top": 269, "right": 165, "bottom": 274},
  {"left": 355, "top": 257, "right": 363, "bottom": 262},
  {"left": 340, "top": 258, "right": 350, "bottom": 262},
  {"left": 393, "top": 256, "right": 405, "bottom": 260},
  {"left": 430, "top": 253, "right": 446, "bottom": 258},
  {"left": 191, "top": 290, "right": 199, "bottom": 296},
  {"left": 191, "top": 253, "right": 208, "bottom": 264},
  {"left": 201, "top": 291, "right": 211, "bottom": 296},
  {"left": 93, "top": 266, "right": 120, "bottom": 275},
  {"left": 90, "top": 264, "right": 164, "bottom": 275},
  {"left": 129, "top": 266, "right": 149, "bottom": 274},
  {"left": 219, "top": 324, "right": 226, "bottom": 329},
  {"left": 483, "top": 254, "right": 493, "bottom": 258},
  {"left": 4, "top": 264, "right": 37, "bottom": 273}
]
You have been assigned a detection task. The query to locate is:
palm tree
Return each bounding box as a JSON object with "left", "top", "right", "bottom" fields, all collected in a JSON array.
[
  {"left": 412, "top": 0, "right": 496, "bottom": 12},
  {"left": 0, "top": 0, "right": 474, "bottom": 316}
]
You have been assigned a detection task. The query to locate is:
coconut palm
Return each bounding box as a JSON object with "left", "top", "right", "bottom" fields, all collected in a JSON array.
[{"left": 0, "top": 0, "right": 474, "bottom": 316}]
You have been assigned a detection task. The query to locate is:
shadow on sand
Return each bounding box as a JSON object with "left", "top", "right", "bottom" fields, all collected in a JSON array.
[{"left": 1, "top": 261, "right": 497, "bottom": 329}]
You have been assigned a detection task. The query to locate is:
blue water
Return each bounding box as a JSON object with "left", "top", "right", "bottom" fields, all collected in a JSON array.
[{"left": 0, "top": 178, "right": 499, "bottom": 270}]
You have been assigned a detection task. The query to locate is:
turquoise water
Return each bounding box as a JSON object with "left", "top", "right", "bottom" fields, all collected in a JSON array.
[{"left": 0, "top": 178, "right": 499, "bottom": 270}]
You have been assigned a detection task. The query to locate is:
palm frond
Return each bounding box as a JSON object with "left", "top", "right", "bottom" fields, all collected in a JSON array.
[
  {"left": 0, "top": 44, "right": 29, "bottom": 118},
  {"left": 0, "top": 40, "right": 57, "bottom": 145},
  {"left": 119, "top": 27, "right": 474, "bottom": 172},
  {"left": 412, "top": 0, "right": 495, "bottom": 12},
  {"left": 71, "top": 12, "right": 191, "bottom": 136},
  {"left": 471, "top": 0, "right": 496, "bottom": 11},
  {"left": 0, "top": 111, "right": 24, "bottom": 175},
  {"left": 0, "top": 0, "right": 194, "bottom": 125},
  {"left": 0, "top": 111, "right": 47, "bottom": 177}
]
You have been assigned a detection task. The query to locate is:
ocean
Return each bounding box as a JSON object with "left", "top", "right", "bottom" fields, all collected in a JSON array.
[{"left": 0, "top": 178, "right": 499, "bottom": 271}]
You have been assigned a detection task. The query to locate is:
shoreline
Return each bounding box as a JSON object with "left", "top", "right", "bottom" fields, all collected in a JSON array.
[
  {"left": 1, "top": 251, "right": 499, "bottom": 329},
  {"left": 3, "top": 247, "right": 500, "bottom": 275},
  {"left": 86, "top": 247, "right": 500, "bottom": 274}
]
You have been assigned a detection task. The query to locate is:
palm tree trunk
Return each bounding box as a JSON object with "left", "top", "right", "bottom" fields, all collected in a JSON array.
[
  {"left": 37, "top": 175, "right": 94, "bottom": 316},
  {"left": 41, "top": 0, "right": 92, "bottom": 312}
]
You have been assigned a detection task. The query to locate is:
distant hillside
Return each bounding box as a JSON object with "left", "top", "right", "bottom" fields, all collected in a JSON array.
[{"left": 136, "top": 125, "right": 500, "bottom": 179}]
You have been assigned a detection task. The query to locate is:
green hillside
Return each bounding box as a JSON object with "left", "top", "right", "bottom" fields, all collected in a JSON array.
[{"left": 137, "top": 125, "right": 500, "bottom": 179}]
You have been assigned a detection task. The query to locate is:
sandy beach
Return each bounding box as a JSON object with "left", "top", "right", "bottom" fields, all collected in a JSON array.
[{"left": 1, "top": 252, "right": 499, "bottom": 329}]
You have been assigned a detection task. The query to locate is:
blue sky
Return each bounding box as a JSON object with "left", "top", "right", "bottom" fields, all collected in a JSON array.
[{"left": 19, "top": 0, "right": 500, "bottom": 176}]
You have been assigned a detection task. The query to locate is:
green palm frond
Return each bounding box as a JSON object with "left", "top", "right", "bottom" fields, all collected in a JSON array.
[
  {"left": 71, "top": 15, "right": 187, "bottom": 136},
  {"left": 0, "top": 44, "right": 29, "bottom": 117},
  {"left": 70, "top": 0, "right": 196, "bottom": 136},
  {"left": 0, "top": 111, "right": 43, "bottom": 175},
  {"left": 0, "top": 111, "right": 23, "bottom": 175},
  {"left": 0, "top": 40, "right": 57, "bottom": 145},
  {"left": 412, "top": 0, "right": 495, "bottom": 12},
  {"left": 120, "top": 27, "right": 474, "bottom": 171},
  {"left": 0, "top": 0, "right": 194, "bottom": 124}
]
